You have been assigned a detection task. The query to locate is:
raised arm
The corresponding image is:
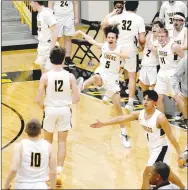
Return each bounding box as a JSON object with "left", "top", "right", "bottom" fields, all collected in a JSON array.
[
  {"left": 4, "top": 143, "right": 21, "bottom": 189},
  {"left": 75, "top": 30, "right": 103, "bottom": 48},
  {"left": 157, "top": 113, "right": 182, "bottom": 158},
  {"left": 90, "top": 112, "right": 139, "bottom": 128},
  {"left": 172, "top": 43, "right": 185, "bottom": 59}
]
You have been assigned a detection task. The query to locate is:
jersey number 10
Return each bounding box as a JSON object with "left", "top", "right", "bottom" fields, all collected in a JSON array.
[{"left": 30, "top": 152, "right": 41, "bottom": 167}]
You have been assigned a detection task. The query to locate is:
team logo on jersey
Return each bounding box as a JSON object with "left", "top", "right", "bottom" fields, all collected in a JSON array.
[
  {"left": 104, "top": 53, "right": 116, "bottom": 61},
  {"left": 141, "top": 125, "right": 153, "bottom": 133},
  {"left": 159, "top": 51, "right": 167, "bottom": 56}
]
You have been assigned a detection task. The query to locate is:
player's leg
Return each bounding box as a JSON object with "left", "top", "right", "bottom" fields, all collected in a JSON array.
[
  {"left": 56, "top": 107, "right": 72, "bottom": 186},
  {"left": 139, "top": 66, "right": 150, "bottom": 92},
  {"left": 168, "top": 170, "right": 185, "bottom": 189},
  {"left": 139, "top": 80, "right": 150, "bottom": 92},
  {"left": 64, "top": 15, "right": 75, "bottom": 67},
  {"left": 82, "top": 74, "right": 103, "bottom": 90},
  {"left": 141, "top": 166, "right": 152, "bottom": 189},
  {"left": 111, "top": 92, "right": 131, "bottom": 148}
]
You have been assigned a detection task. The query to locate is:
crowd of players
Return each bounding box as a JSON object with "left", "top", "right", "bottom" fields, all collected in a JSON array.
[{"left": 3, "top": 1, "right": 188, "bottom": 189}]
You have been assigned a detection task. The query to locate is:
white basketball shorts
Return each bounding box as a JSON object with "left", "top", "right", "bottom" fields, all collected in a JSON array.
[
  {"left": 139, "top": 66, "right": 158, "bottom": 86},
  {"left": 43, "top": 106, "right": 72, "bottom": 133},
  {"left": 95, "top": 68, "right": 120, "bottom": 98},
  {"left": 56, "top": 14, "right": 75, "bottom": 37},
  {"left": 121, "top": 45, "right": 137, "bottom": 73},
  {"left": 154, "top": 69, "right": 176, "bottom": 97},
  {"left": 147, "top": 145, "right": 169, "bottom": 166},
  {"left": 15, "top": 182, "right": 48, "bottom": 189}
]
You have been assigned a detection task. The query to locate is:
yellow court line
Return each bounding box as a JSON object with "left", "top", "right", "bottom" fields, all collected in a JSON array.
[
  {"left": 1, "top": 73, "right": 7, "bottom": 77},
  {"left": 1, "top": 79, "right": 12, "bottom": 83}
]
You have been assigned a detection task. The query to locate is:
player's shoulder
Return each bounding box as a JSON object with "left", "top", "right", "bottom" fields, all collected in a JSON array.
[
  {"left": 161, "top": 1, "right": 169, "bottom": 7},
  {"left": 43, "top": 7, "right": 54, "bottom": 16}
]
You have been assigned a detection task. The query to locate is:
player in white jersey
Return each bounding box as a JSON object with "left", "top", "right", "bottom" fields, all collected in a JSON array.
[
  {"left": 75, "top": 25, "right": 131, "bottom": 148},
  {"left": 90, "top": 90, "right": 185, "bottom": 189},
  {"left": 149, "top": 162, "right": 180, "bottom": 190},
  {"left": 153, "top": 28, "right": 184, "bottom": 113},
  {"left": 159, "top": 1, "right": 187, "bottom": 38},
  {"left": 36, "top": 46, "right": 80, "bottom": 186},
  {"left": 48, "top": 1, "right": 79, "bottom": 68},
  {"left": 139, "top": 21, "right": 164, "bottom": 92},
  {"left": 4, "top": 119, "right": 57, "bottom": 189},
  {"left": 30, "top": 1, "right": 57, "bottom": 73},
  {"left": 173, "top": 12, "right": 188, "bottom": 53},
  {"left": 102, "top": 1, "right": 146, "bottom": 112}
]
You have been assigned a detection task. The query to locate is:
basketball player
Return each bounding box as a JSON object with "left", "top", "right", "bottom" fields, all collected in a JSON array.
[
  {"left": 4, "top": 119, "right": 56, "bottom": 189},
  {"left": 30, "top": 1, "right": 57, "bottom": 73},
  {"left": 172, "top": 12, "right": 188, "bottom": 51},
  {"left": 48, "top": 1, "right": 79, "bottom": 68},
  {"left": 36, "top": 46, "right": 80, "bottom": 186},
  {"left": 149, "top": 162, "right": 180, "bottom": 189},
  {"left": 139, "top": 21, "right": 164, "bottom": 92},
  {"left": 102, "top": 1, "right": 146, "bottom": 112},
  {"left": 154, "top": 28, "right": 185, "bottom": 113},
  {"left": 90, "top": 90, "right": 185, "bottom": 189},
  {"left": 75, "top": 25, "right": 131, "bottom": 148},
  {"left": 159, "top": 1, "right": 187, "bottom": 38},
  {"left": 172, "top": 57, "right": 187, "bottom": 129}
]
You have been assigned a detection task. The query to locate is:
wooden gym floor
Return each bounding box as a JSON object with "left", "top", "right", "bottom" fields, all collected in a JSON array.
[{"left": 1, "top": 31, "right": 187, "bottom": 189}]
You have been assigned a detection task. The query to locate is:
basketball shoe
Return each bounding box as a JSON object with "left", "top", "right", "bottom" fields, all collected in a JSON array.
[
  {"left": 121, "top": 133, "right": 131, "bottom": 148},
  {"left": 102, "top": 95, "right": 110, "bottom": 105}
]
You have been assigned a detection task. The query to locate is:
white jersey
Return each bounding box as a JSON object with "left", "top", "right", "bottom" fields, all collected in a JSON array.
[
  {"left": 44, "top": 69, "right": 72, "bottom": 107},
  {"left": 157, "top": 182, "right": 180, "bottom": 189},
  {"left": 107, "top": 11, "right": 145, "bottom": 49},
  {"left": 99, "top": 42, "right": 121, "bottom": 75},
  {"left": 159, "top": 1, "right": 187, "bottom": 30},
  {"left": 37, "top": 7, "right": 57, "bottom": 43},
  {"left": 53, "top": 1, "right": 74, "bottom": 17},
  {"left": 157, "top": 40, "right": 178, "bottom": 70},
  {"left": 16, "top": 139, "right": 49, "bottom": 183},
  {"left": 139, "top": 109, "right": 168, "bottom": 150},
  {"left": 141, "top": 34, "right": 159, "bottom": 66},
  {"left": 173, "top": 27, "right": 187, "bottom": 46}
]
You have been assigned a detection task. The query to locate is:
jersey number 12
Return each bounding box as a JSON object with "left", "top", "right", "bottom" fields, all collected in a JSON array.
[
  {"left": 55, "top": 80, "right": 63, "bottom": 92},
  {"left": 30, "top": 152, "right": 41, "bottom": 167}
]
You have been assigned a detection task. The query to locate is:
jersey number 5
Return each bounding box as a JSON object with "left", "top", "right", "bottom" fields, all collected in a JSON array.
[
  {"left": 55, "top": 80, "right": 63, "bottom": 92},
  {"left": 60, "top": 1, "right": 68, "bottom": 7},
  {"left": 31, "top": 152, "right": 41, "bottom": 167},
  {"left": 122, "top": 20, "right": 132, "bottom": 31},
  {"left": 105, "top": 61, "right": 110, "bottom": 68}
]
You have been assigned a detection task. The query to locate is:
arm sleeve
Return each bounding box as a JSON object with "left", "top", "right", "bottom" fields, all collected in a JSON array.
[{"left": 172, "top": 58, "right": 186, "bottom": 94}]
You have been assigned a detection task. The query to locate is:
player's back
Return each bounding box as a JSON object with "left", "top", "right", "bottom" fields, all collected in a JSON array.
[
  {"left": 117, "top": 11, "right": 145, "bottom": 47},
  {"left": 44, "top": 69, "right": 72, "bottom": 107},
  {"left": 53, "top": 1, "right": 74, "bottom": 17},
  {"left": 16, "top": 139, "right": 49, "bottom": 183}
]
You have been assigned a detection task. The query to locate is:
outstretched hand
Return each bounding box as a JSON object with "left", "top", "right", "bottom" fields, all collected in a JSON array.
[{"left": 90, "top": 120, "right": 104, "bottom": 128}]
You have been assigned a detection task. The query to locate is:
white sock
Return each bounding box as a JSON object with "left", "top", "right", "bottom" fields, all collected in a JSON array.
[
  {"left": 121, "top": 127, "right": 127, "bottom": 135},
  {"left": 128, "top": 98, "right": 134, "bottom": 104},
  {"left": 57, "top": 166, "right": 63, "bottom": 173}
]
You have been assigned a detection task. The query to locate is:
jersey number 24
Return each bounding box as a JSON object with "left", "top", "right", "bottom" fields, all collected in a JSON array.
[{"left": 60, "top": 1, "right": 68, "bottom": 7}]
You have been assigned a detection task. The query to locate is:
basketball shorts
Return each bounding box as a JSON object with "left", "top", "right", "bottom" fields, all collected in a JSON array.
[
  {"left": 139, "top": 66, "right": 158, "bottom": 86},
  {"left": 121, "top": 46, "right": 137, "bottom": 73},
  {"left": 15, "top": 182, "right": 48, "bottom": 189},
  {"left": 35, "top": 42, "right": 52, "bottom": 70},
  {"left": 43, "top": 106, "right": 72, "bottom": 133},
  {"left": 147, "top": 146, "right": 169, "bottom": 166},
  {"left": 56, "top": 14, "right": 75, "bottom": 37},
  {"left": 95, "top": 68, "right": 120, "bottom": 98},
  {"left": 154, "top": 69, "right": 176, "bottom": 97}
]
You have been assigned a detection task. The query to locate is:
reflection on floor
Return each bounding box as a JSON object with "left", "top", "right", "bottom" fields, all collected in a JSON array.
[{"left": 1, "top": 66, "right": 186, "bottom": 130}]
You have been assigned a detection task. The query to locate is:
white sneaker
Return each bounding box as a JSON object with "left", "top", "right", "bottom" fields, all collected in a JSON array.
[
  {"left": 125, "top": 101, "right": 134, "bottom": 113},
  {"left": 76, "top": 77, "right": 84, "bottom": 91},
  {"left": 102, "top": 95, "right": 110, "bottom": 105},
  {"left": 121, "top": 133, "right": 131, "bottom": 148}
]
